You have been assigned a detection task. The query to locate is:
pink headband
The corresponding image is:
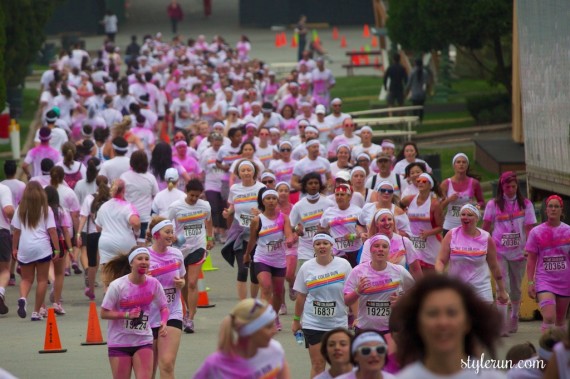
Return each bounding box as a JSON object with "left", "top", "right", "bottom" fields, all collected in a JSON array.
[
  {"left": 499, "top": 171, "right": 517, "bottom": 185},
  {"left": 546, "top": 195, "right": 563, "bottom": 207},
  {"left": 334, "top": 184, "right": 352, "bottom": 195},
  {"left": 174, "top": 140, "right": 187, "bottom": 148}
]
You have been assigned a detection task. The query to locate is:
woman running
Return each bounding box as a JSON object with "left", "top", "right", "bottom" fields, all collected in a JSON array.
[
  {"left": 526, "top": 195, "right": 570, "bottom": 333},
  {"left": 151, "top": 168, "right": 185, "bottom": 218},
  {"left": 268, "top": 141, "right": 298, "bottom": 203},
  {"left": 229, "top": 141, "right": 264, "bottom": 186},
  {"left": 193, "top": 298, "right": 290, "bottom": 379},
  {"left": 101, "top": 247, "right": 169, "bottom": 379},
  {"left": 12, "top": 181, "right": 61, "bottom": 321},
  {"left": 292, "top": 233, "right": 353, "bottom": 378},
  {"left": 436, "top": 204, "right": 509, "bottom": 306},
  {"left": 168, "top": 179, "right": 214, "bottom": 333},
  {"left": 330, "top": 145, "right": 352, "bottom": 177},
  {"left": 320, "top": 184, "right": 366, "bottom": 268},
  {"left": 482, "top": 171, "right": 536, "bottom": 335},
  {"left": 222, "top": 159, "right": 265, "bottom": 300},
  {"left": 244, "top": 188, "right": 294, "bottom": 331},
  {"left": 335, "top": 330, "right": 395, "bottom": 379},
  {"left": 399, "top": 162, "right": 427, "bottom": 198},
  {"left": 77, "top": 175, "right": 109, "bottom": 300},
  {"left": 359, "top": 181, "right": 411, "bottom": 237},
  {"left": 401, "top": 173, "right": 443, "bottom": 273},
  {"left": 146, "top": 217, "right": 186, "bottom": 379},
  {"left": 392, "top": 142, "right": 431, "bottom": 179},
  {"left": 314, "top": 328, "right": 354, "bottom": 379},
  {"left": 440, "top": 153, "right": 485, "bottom": 235}
]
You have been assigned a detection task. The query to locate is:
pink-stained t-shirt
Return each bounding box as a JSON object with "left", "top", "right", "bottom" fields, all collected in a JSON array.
[
  {"left": 254, "top": 213, "right": 286, "bottom": 268},
  {"left": 448, "top": 227, "right": 493, "bottom": 302},
  {"left": 24, "top": 145, "right": 62, "bottom": 178},
  {"left": 320, "top": 205, "right": 363, "bottom": 256},
  {"left": 525, "top": 222, "right": 570, "bottom": 296},
  {"left": 344, "top": 261, "right": 414, "bottom": 331},
  {"left": 148, "top": 247, "right": 186, "bottom": 327},
  {"left": 483, "top": 198, "right": 536, "bottom": 260},
  {"left": 101, "top": 275, "right": 168, "bottom": 347},
  {"left": 359, "top": 233, "right": 420, "bottom": 268},
  {"left": 407, "top": 195, "right": 441, "bottom": 266}
]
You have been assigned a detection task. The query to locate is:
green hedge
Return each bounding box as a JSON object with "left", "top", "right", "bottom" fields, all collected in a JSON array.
[{"left": 466, "top": 92, "right": 511, "bottom": 125}]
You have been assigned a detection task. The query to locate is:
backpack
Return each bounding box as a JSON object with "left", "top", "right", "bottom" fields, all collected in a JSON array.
[
  {"left": 370, "top": 173, "right": 401, "bottom": 191},
  {"left": 51, "top": 208, "right": 66, "bottom": 257},
  {"left": 64, "top": 164, "right": 82, "bottom": 189}
]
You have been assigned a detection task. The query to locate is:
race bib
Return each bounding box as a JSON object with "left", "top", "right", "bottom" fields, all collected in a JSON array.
[
  {"left": 125, "top": 314, "right": 148, "bottom": 330},
  {"left": 239, "top": 213, "right": 254, "bottom": 227},
  {"left": 184, "top": 224, "right": 202, "bottom": 238},
  {"left": 164, "top": 288, "right": 176, "bottom": 304},
  {"left": 335, "top": 237, "right": 354, "bottom": 251},
  {"left": 305, "top": 225, "right": 318, "bottom": 239},
  {"left": 366, "top": 301, "right": 391, "bottom": 317},
  {"left": 451, "top": 205, "right": 461, "bottom": 217},
  {"left": 267, "top": 240, "right": 283, "bottom": 253},
  {"left": 501, "top": 233, "right": 521, "bottom": 248},
  {"left": 313, "top": 301, "right": 336, "bottom": 317},
  {"left": 543, "top": 256, "right": 567, "bottom": 272},
  {"left": 411, "top": 236, "right": 426, "bottom": 250}
]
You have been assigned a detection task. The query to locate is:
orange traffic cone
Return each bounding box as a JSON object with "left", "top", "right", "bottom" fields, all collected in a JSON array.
[
  {"left": 351, "top": 52, "right": 360, "bottom": 66},
  {"left": 275, "top": 33, "right": 281, "bottom": 48},
  {"left": 81, "top": 301, "right": 106, "bottom": 346},
  {"left": 363, "top": 24, "right": 371, "bottom": 38},
  {"left": 281, "top": 32, "right": 287, "bottom": 47},
  {"left": 332, "top": 27, "right": 339, "bottom": 40},
  {"left": 340, "top": 36, "right": 347, "bottom": 48},
  {"left": 371, "top": 36, "right": 379, "bottom": 48},
  {"left": 197, "top": 269, "right": 215, "bottom": 308},
  {"left": 39, "top": 308, "right": 67, "bottom": 354}
]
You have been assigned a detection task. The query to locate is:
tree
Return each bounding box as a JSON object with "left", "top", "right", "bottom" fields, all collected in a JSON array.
[
  {"left": 0, "top": 4, "right": 5, "bottom": 108},
  {"left": 387, "top": 0, "right": 512, "bottom": 96}
]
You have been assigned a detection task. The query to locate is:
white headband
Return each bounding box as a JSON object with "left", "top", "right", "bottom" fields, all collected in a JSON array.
[
  {"left": 305, "top": 126, "right": 319, "bottom": 134},
  {"left": 452, "top": 153, "right": 469, "bottom": 165},
  {"left": 359, "top": 125, "right": 372, "bottom": 133},
  {"left": 128, "top": 247, "right": 150, "bottom": 264},
  {"left": 356, "top": 153, "right": 371, "bottom": 161},
  {"left": 368, "top": 234, "right": 391, "bottom": 247},
  {"left": 376, "top": 181, "right": 394, "bottom": 192},
  {"left": 381, "top": 141, "right": 395, "bottom": 149},
  {"left": 351, "top": 166, "right": 366, "bottom": 176},
  {"left": 151, "top": 220, "right": 173, "bottom": 236},
  {"left": 112, "top": 143, "right": 128, "bottom": 152},
  {"left": 313, "top": 233, "right": 335, "bottom": 245},
  {"left": 279, "top": 141, "right": 292, "bottom": 149},
  {"left": 238, "top": 160, "right": 255, "bottom": 170},
  {"left": 238, "top": 305, "right": 277, "bottom": 337},
  {"left": 306, "top": 139, "right": 320, "bottom": 148},
  {"left": 374, "top": 208, "right": 393, "bottom": 222},
  {"left": 261, "top": 189, "right": 278, "bottom": 199},
  {"left": 261, "top": 172, "right": 276, "bottom": 181},
  {"left": 352, "top": 332, "right": 386, "bottom": 354},
  {"left": 460, "top": 204, "right": 481, "bottom": 219},
  {"left": 269, "top": 127, "right": 280, "bottom": 134},
  {"left": 336, "top": 144, "right": 351, "bottom": 153},
  {"left": 276, "top": 181, "right": 291, "bottom": 190},
  {"left": 419, "top": 173, "right": 434, "bottom": 188}
]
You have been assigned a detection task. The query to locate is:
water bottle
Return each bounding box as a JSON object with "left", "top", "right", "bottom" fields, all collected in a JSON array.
[
  {"left": 174, "top": 233, "right": 186, "bottom": 248},
  {"left": 295, "top": 330, "right": 304, "bottom": 346}
]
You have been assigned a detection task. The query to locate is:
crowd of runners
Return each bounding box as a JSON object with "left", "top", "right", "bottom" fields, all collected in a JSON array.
[{"left": 0, "top": 32, "right": 569, "bottom": 379}]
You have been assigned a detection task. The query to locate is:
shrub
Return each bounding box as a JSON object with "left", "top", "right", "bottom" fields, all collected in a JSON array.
[{"left": 466, "top": 92, "right": 511, "bottom": 125}]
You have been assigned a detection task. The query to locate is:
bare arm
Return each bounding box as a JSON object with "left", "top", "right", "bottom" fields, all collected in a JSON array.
[
  {"left": 291, "top": 292, "right": 307, "bottom": 333},
  {"left": 486, "top": 237, "right": 508, "bottom": 302},
  {"left": 290, "top": 175, "right": 302, "bottom": 192}
]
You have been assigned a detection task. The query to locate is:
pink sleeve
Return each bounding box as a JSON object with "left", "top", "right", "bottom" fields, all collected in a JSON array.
[
  {"left": 482, "top": 200, "right": 496, "bottom": 222},
  {"left": 525, "top": 226, "right": 540, "bottom": 254},
  {"left": 472, "top": 180, "right": 485, "bottom": 206},
  {"left": 343, "top": 267, "right": 359, "bottom": 294},
  {"left": 524, "top": 200, "right": 537, "bottom": 225},
  {"left": 60, "top": 209, "right": 72, "bottom": 228}
]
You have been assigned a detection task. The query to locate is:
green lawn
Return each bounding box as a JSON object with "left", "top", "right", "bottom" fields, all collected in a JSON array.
[
  {"left": 421, "top": 145, "right": 497, "bottom": 183},
  {"left": 0, "top": 88, "right": 39, "bottom": 155}
]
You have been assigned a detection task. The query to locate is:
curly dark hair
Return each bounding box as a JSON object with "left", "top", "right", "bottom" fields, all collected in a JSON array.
[
  {"left": 301, "top": 172, "right": 326, "bottom": 194},
  {"left": 391, "top": 274, "right": 501, "bottom": 367},
  {"left": 149, "top": 142, "right": 174, "bottom": 181}
]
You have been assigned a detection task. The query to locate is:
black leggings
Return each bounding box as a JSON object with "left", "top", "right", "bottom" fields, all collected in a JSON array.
[
  {"left": 235, "top": 249, "right": 258, "bottom": 284},
  {"left": 205, "top": 190, "right": 226, "bottom": 229},
  {"left": 85, "top": 232, "right": 101, "bottom": 267}
]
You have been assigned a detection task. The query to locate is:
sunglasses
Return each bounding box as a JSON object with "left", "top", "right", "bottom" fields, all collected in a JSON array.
[
  {"left": 280, "top": 148, "right": 291, "bottom": 152},
  {"left": 379, "top": 188, "right": 394, "bottom": 194},
  {"left": 262, "top": 180, "right": 275, "bottom": 184},
  {"left": 357, "top": 345, "right": 387, "bottom": 356},
  {"left": 345, "top": 123, "right": 357, "bottom": 127},
  {"left": 416, "top": 179, "right": 430, "bottom": 184}
]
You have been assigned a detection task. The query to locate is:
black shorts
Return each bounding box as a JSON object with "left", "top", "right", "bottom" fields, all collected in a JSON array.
[
  {"left": 140, "top": 222, "right": 149, "bottom": 239},
  {"left": 0, "top": 229, "right": 12, "bottom": 262},
  {"left": 108, "top": 344, "right": 153, "bottom": 357},
  {"left": 19, "top": 255, "right": 51, "bottom": 266},
  {"left": 152, "top": 319, "right": 183, "bottom": 339},
  {"left": 253, "top": 262, "right": 286, "bottom": 278},
  {"left": 302, "top": 328, "right": 327, "bottom": 348},
  {"left": 184, "top": 248, "right": 207, "bottom": 266},
  {"left": 85, "top": 232, "right": 101, "bottom": 267}
]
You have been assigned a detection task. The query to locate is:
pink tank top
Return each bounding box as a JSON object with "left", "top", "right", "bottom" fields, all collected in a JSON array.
[{"left": 407, "top": 195, "right": 441, "bottom": 265}]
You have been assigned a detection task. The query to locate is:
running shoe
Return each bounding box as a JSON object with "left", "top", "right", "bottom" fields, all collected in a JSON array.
[
  {"left": 53, "top": 302, "right": 66, "bottom": 315},
  {"left": 39, "top": 305, "right": 48, "bottom": 318},
  {"left": 279, "top": 303, "right": 287, "bottom": 316},
  {"left": 17, "top": 298, "right": 27, "bottom": 318},
  {"left": 275, "top": 317, "right": 282, "bottom": 331},
  {"left": 31, "top": 312, "right": 43, "bottom": 321},
  {"left": 84, "top": 287, "right": 95, "bottom": 301},
  {"left": 64, "top": 268, "right": 71, "bottom": 277},
  {"left": 8, "top": 274, "right": 16, "bottom": 286},
  {"left": 510, "top": 317, "right": 519, "bottom": 334},
  {"left": 288, "top": 287, "right": 297, "bottom": 301},
  {"left": 0, "top": 294, "right": 8, "bottom": 314},
  {"left": 72, "top": 262, "right": 82, "bottom": 274},
  {"left": 184, "top": 319, "right": 195, "bottom": 334}
]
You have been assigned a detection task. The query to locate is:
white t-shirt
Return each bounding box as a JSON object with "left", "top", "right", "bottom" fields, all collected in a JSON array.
[
  {"left": 100, "top": 156, "right": 131, "bottom": 182},
  {"left": 168, "top": 198, "right": 212, "bottom": 256},
  {"left": 268, "top": 159, "right": 297, "bottom": 185},
  {"left": 293, "top": 257, "right": 352, "bottom": 331},
  {"left": 393, "top": 158, "right": 432, "bottom": 177},
  {"left": 217, "top": 145, "right": 242, "bottom": 181},
  {"left": 57, "top": 184, "right": 81, "bottom": 213},
  {"left": 12, "top": 207, "right": 56, "bottom": 263},
  {"left": 352, "top": 143, "right": 383, "bottom": 162},
  {"left": 200, "top": 147, "right": 226, "bottom": 192},
  {"left": 293, "top": 156, "right": 331, "bottom": 185},
  {"left": 255, "top": 145, "right": 274, "bottom": 168},
  {"left": 79, "top": 194, "right": 98, "bottom": 234},
  {"left": 396, "top": 362, "right": 506, "bottom": 379},
  {"left": 320, "top": 205, "right": 363, "bottom": 255},
  {"left": 74, "top": 178, "right": 97, "bottom": 207},
  {"left": 148, "top": 247, "right": 186, "bottom": 327},
  {"left": 328, "top": 134, "right": 362, "bottom": 156},
  {"left": 289, "top": 196, "right": 336, "bottom": 260},
  {"left": 120, "top": 170, "right": 159, "bottom": 223},
  {"left": 95, "top": 198, "right": 138, "bottom": 264},
  {"left": 247, "top": 339, "right": 286, "bottom": 379},
  {"left": 324, "top": 113, "right": 350, "bottom": 136},
  {"left": 314, "top": 119, "right": 333, "bottom": 145},
  {"left": 152, "top": 188, "right": 186, "bottom": 218},
  {"left": 101, "top": 275, "right": 167, "bottom": 348},
  {"left": 344, "top": 261, "right": 414, "bottom": 331},
  {"left": 1, "top": 179, "right": 25, "bottom": 206},
  {"left": 0, "top": 184, "right": 13, "bottom": 230},
  {"left": 102, "top": 14, "right": 118, "bottom": 33},
  {"left": 228, "top": 182, "right": 266, "bottom": 228},
  {"left": 171, "top": 98, "right": 194, "bottom": 130}
]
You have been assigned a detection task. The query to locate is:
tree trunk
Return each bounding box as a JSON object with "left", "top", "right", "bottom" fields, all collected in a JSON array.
[{"left": 493, "top": 34, "right": 511, "bottom": 97}]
